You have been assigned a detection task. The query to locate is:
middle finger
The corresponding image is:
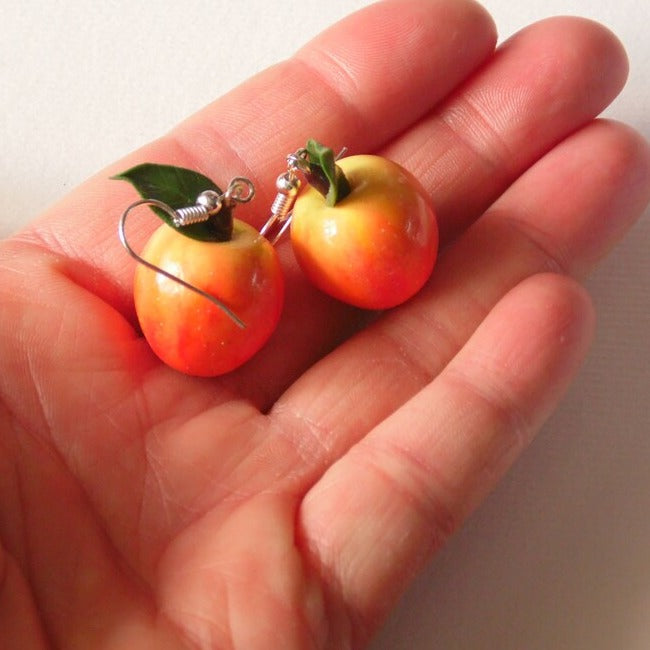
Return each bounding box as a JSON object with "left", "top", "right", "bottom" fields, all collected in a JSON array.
[{"left": 385, "top": 15, "right": 628, "bottom": 240}]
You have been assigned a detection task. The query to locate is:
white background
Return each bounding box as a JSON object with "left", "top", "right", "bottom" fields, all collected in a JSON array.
[{"left": 2, "top": 1, "right": 649, "bottom": 648}]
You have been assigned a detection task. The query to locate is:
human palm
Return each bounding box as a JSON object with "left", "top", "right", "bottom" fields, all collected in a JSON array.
[{"left": 1, "top": 1, "right": 649, "bottom": 648}]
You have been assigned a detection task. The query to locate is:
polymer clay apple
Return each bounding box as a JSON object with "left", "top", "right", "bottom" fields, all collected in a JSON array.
[
  {"left": 116, "top": 164, "right": 283, "bottom": 377},
  {"left": 290, "top": 141, "right": 438, "bottom": 310}
]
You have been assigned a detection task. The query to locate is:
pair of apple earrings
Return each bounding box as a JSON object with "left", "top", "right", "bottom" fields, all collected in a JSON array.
[{"left": 117, "top": 140, "right": 438, "bottom": 376}]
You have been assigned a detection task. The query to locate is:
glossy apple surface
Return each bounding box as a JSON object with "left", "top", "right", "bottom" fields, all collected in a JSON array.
[
  {"left": 290, "top": 154, "right": 438, "bottom": 309},
  {"left": 134, "top": 220, "right": 283, "bottom": 376}
]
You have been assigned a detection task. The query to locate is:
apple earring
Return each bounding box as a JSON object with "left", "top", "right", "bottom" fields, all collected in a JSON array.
[
  {"left": 268, "top": 140, "right": 439, "bottom": 310},
  {"left": 115, "top": 164, "right": 284, "bottom": 377}
]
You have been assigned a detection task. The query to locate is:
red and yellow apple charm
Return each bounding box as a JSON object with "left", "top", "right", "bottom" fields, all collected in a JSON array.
[
  {"left": 290, "top": 140, "right": 438, "bottom": 309},
  {"left": 116, "top": 165, "right": 283, "bottom": 377}
]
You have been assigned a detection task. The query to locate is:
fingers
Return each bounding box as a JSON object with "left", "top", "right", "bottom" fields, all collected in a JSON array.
[
  {"left": 2, "top": 5, "right": 636, "bottom": 410},
  {"left": 14, "top": 0, "right": 497, "bottom": 307},
  {"left": 384, "top": 15, "right": 629, "bottom": 240},
  {"left": 227, "top": 17, "right": 631, "bottom": 403},
  {"left": 270, "top": 119, "right": 650, "bottom": 478},
  {"left": 297, "top": 273, "right": 595, "bottom": 639}
]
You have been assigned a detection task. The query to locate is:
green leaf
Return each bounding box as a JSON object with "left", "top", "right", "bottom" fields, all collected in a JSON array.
[
  {"left": 112, "top": 163, "right": 232, "bottom": 242},
  {"left": 305, "top": 140, "right": 351, "bottom": 207}
]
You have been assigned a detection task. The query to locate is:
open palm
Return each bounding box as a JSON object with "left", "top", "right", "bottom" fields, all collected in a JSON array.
[{"left": 2, "top": 1, "right": 649, "bottom": 648}]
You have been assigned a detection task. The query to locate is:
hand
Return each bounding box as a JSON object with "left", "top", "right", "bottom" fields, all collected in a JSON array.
[{"left": 1, "top": 1, "right": 648, "bottom": 648}]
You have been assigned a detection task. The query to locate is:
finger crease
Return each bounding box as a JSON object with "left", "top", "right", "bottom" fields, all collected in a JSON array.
[
  {"left": 443, "top": 365, "right": 531, "bottom": 459},
  {"left": 356, "top": 439, "right": 458, "bottom": 545},
  {"left": 272, "top": 405, "right": 337, "bottom": 479},
  {"left": 438, "top": 92, "right": 518, "bottom": 178},
  {"left": 293, "top": 55, "right": 367, "bottom": 142},
  {"left": 500, "top": 211, "right": 572, "bottom": 275},
  {"left": 378, "top": 309, "right": 468, "bottom": 384}
]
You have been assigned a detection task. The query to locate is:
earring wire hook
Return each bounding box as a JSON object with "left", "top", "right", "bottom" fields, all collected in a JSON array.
[
  {"left": 118, "top": 198, "right": 246, "bottom": 329},
  {"left": 260, "top": 147, "right": 348, "bottom": 245}
]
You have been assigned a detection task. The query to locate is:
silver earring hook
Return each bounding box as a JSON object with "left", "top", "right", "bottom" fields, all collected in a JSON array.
[
  {"left": 260, "top": 147, "right": 348, "bottom": 245},
  {"left": 118, "top": 198, "right": 246, "bottom": 329}
]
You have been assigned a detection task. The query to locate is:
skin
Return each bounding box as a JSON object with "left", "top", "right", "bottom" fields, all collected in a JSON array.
[
  {"left": 291, "top": 155, "right": 439, "bottom": 309},
  {"left": 135, "top": 220, "right": 284, "bottom": 377},
  {"left": 1, "top": 1, "right": 650, "bottom": 649}
]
